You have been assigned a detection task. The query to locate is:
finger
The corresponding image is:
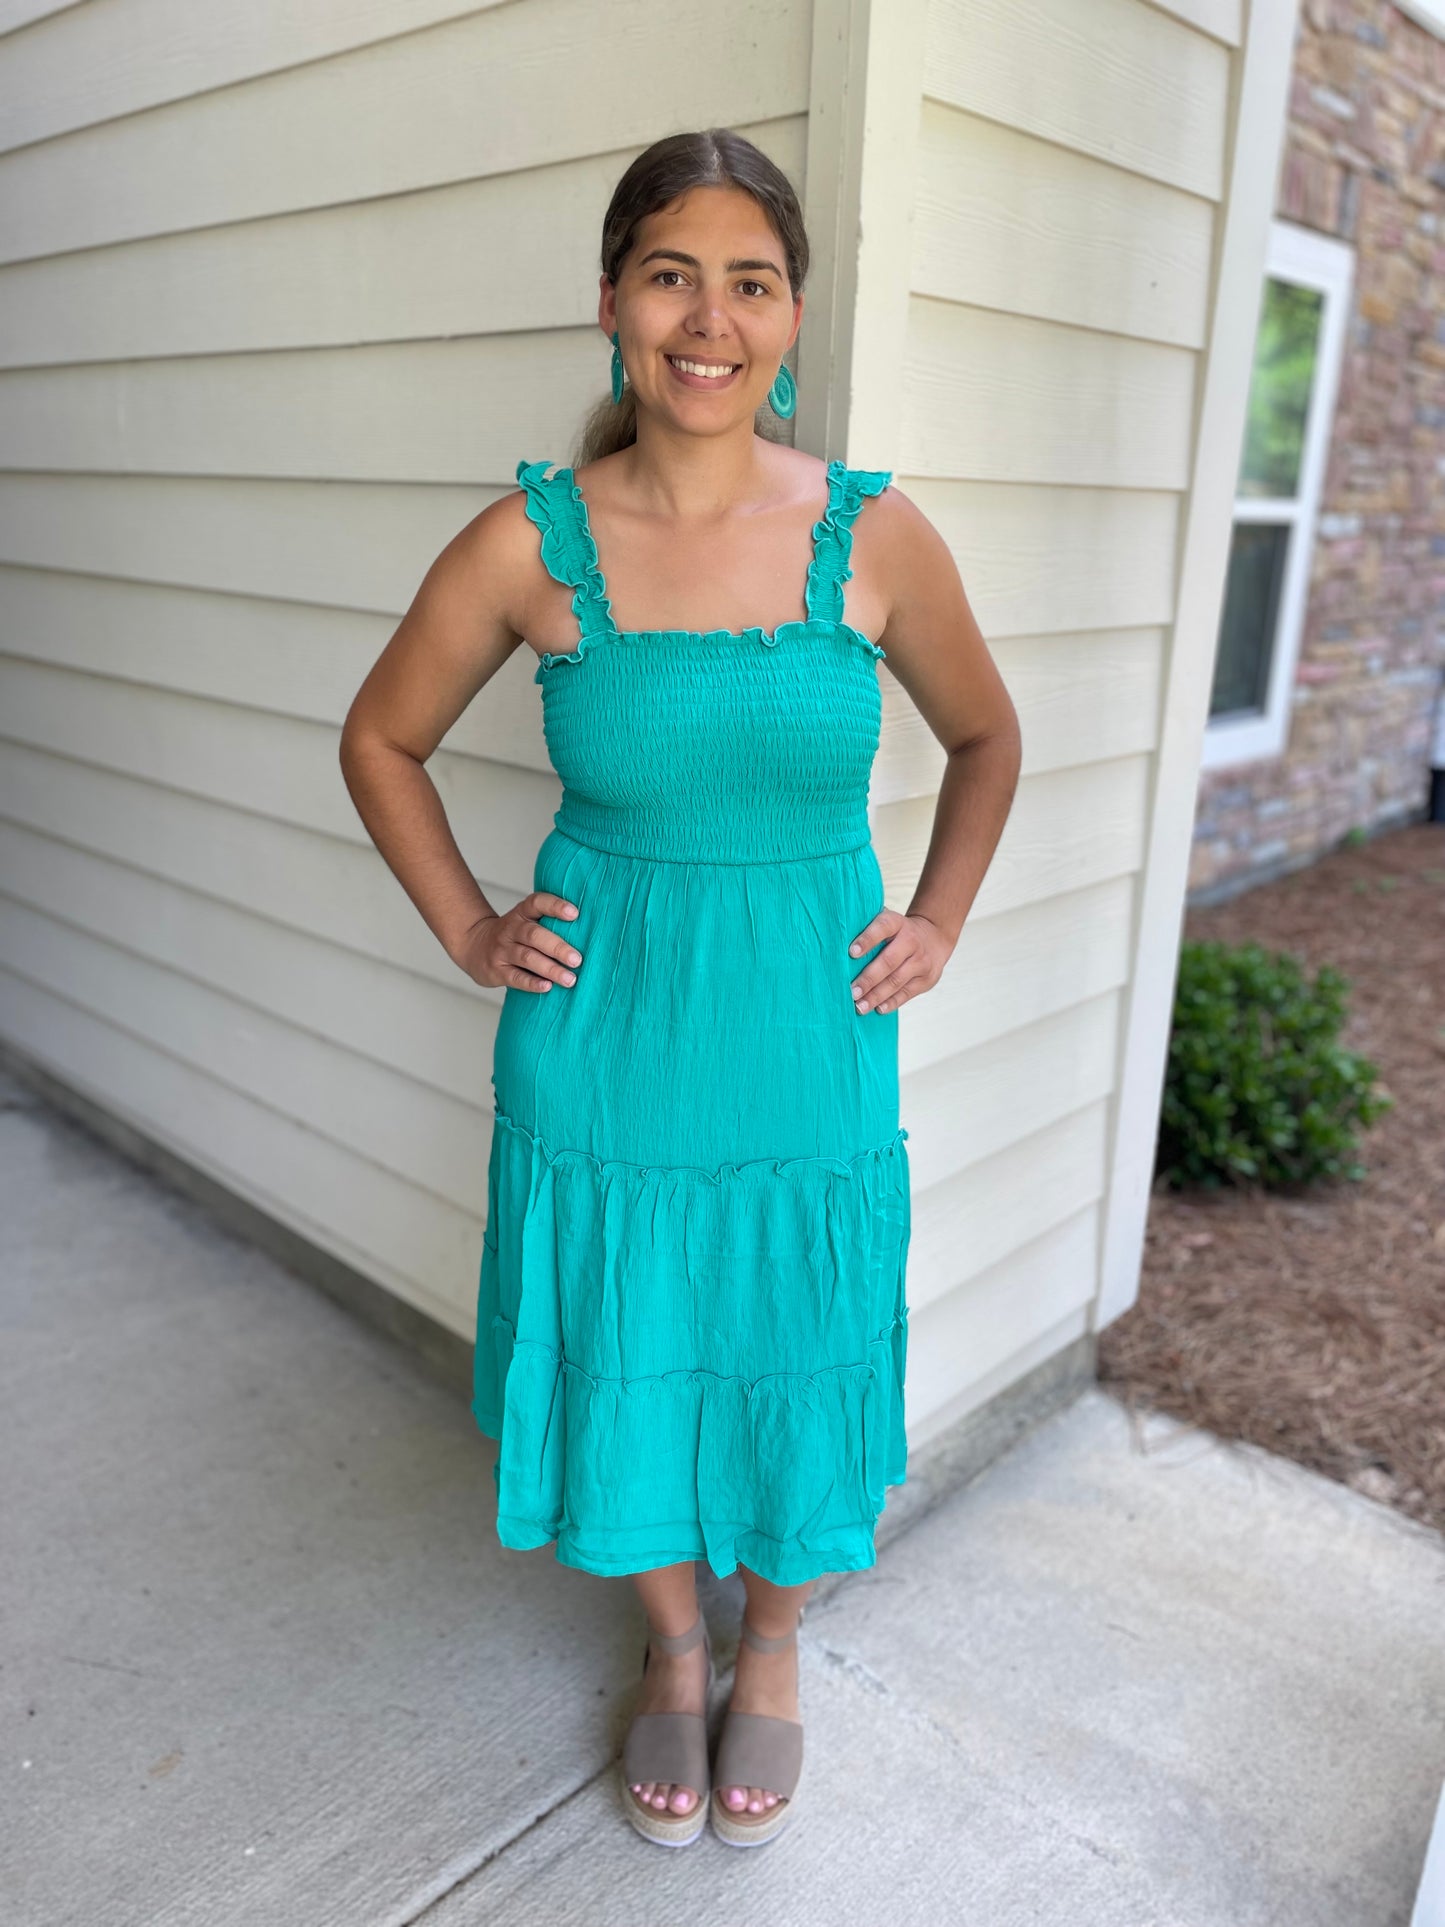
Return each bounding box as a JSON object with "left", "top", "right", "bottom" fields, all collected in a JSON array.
[
  {"left": 869, "top": 973, "right": 925, "bottom": 1013},
  {"left": 848, "top": 907, "right": 904, "bottom": 958},
  {"left": 851, "top": 938, "right": 914, "bottom": 1001},
  {"left": 869, "top": 992, "right": 911, "bottom": 1014},
  {"left": 524, "top": 921, "right": 584, "bottom": 970},
  {"left": 848, "top": 910, "right": 901, "bottom": 959},
  {"left": 531, "top": 891, "right": 581, "bottom": 923},
  {"left": 854, "top": 961, "right": 919, "bottom": 1012},
  {"left": 506, "top": 962, "right": 556, "bottom": 993},
  {"left": 514, "top": 940, "right": 578, "bottom": 987}
]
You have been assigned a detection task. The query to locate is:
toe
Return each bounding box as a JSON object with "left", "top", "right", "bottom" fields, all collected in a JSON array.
[
  {"left": 722, "top": 1784, "right": 747, "bottom": 1810},
  {"left": 670, "top": 1785, "right": 697, "bottom": 1813}
]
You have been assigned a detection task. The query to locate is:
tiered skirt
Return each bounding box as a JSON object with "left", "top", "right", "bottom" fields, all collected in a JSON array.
[{"left": 472, "top": 824, "right": 911, "bottom": 1585}]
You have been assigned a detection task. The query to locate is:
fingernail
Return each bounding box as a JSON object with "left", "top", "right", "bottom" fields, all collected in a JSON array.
[
  {"left": 568, "top": 952, "right": 581, "bottom": 965},
  {"left": 850, "top": 943, "right": 861, "bottom": 955}
]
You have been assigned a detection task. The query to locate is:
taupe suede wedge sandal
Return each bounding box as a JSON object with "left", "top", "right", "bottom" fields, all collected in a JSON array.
[
  {"left": 710, "top": 1604, "right": 806, "bottom": 1847},
  {"left": 620, "top": 1609, "right": 714, "bottom": 1847}
]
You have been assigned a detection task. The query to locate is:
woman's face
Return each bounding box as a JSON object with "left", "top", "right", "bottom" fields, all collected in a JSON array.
[{"left": 602, "top": 183, "right": 802, "bottom": 432}]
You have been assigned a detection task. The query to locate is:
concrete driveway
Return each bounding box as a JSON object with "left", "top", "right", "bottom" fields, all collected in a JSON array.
[{"left": 5, "top": 1065, "right": 1443, "bottom": 1927}]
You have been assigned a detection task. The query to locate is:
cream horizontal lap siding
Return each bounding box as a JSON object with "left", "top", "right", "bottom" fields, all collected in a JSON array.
[
  {"left": 0, "top": 0, "right": 813, "bottom": 1333},
  {"left": 829, "top": 0, "right": 1298, "bottom": 1445},
  {"left": 0, "top": 0, "right": 1295, "bottom": 1447}
]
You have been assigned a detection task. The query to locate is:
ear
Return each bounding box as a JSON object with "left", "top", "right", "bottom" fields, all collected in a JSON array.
[{"left": 785, "top": 291, "right": 804, "bottom": 354}]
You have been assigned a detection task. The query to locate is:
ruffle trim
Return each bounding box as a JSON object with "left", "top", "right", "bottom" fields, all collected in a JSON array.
[
  {"left": 474, "top": 1311, "right": 910, "bottom": 1585},
  {"left": 515, "top": 457, "right": 618, "bottom": 644},
  {"left": 533, "top": 619, "right": 886, "bottom": 680},
  {"left": 483, "top": 1310, "right": 906, "bottom": 1398},
  {"left": 485, "top": 1107, "right": 907, "bottom": 1191},
  {"left": 516, "top": 454, "right": 892, "bottom": 678},
  {"left": 474, "top": 1105, "right": 912, "bottom": 1583},
  {"left": 806, "top": 458, "right": 893, "bottom": 628}
]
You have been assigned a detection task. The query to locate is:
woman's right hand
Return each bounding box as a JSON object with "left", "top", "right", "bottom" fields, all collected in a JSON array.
[{"left": 454, "top": 893, "right": 583, "bottom": 993}]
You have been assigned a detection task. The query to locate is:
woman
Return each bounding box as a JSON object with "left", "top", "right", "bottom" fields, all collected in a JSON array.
[{"left": 340, "top": 127, "right": 1019, "bottom": 1848}]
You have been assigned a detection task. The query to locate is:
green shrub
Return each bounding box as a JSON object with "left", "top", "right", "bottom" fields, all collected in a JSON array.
[{"left": 1155, "top": 939, "right": 1392, "bottom": 1191}]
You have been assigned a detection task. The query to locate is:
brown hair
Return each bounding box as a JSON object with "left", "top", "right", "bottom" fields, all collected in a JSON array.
[{"left": 573, "top": 129, "right": 811, "bottom": 466}]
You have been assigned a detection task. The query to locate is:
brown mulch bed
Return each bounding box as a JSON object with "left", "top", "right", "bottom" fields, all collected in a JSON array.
[{"left": 1097, "top": 819, "right": 1445, "bottom": 1537}]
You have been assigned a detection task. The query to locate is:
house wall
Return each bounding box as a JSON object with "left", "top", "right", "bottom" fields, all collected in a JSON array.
[
  {"left": 0, "top": 0, "right": 1298, "bottom": 1460},
  {"left": 1188, "top": 0, "right": 1445, "bottom": 899},
  {"left": 857, "top": 0, "right": 1299, "bottom": 1434},
  {"left": 0, "top": 0, "right": 812, "bottom": 1337}
]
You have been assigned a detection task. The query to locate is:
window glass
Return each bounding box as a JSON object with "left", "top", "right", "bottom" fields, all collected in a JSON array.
[
  {"left": 1210, "top": 523, "right": 1292, "bottom": 718},
  {"left": 1238, "top": 278, "right": 1323, "bottom": 499}
]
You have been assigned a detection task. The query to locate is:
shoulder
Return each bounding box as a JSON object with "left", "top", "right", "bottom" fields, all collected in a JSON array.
[
  {"left": 854, "top": 473, "right": 940, "bottom": 556},
  {"left": 843, "top": 467, "right": 933, "bottom": 559},
  {"left": 846, "top": 476, "right": 968, "bottom": 633},
  {"left": 762, "top": 444, "right": 890, "bottom": 517},
  {"left": 567, "top": 448, "right": 631, "bottom": 505},
  {"left": 454, "top": 470, "right": 543, "bottom": 564},
  {"left": 422, "top": 462, "right": 555, "bottom": 632}
]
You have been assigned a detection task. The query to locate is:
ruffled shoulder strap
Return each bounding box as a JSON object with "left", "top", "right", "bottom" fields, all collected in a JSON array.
[
  {"left": 805, "top": 459, "right": 893, "bottom": 628},
  {"left": 514, "top": 458, "right": 619, "bottom": 644}
]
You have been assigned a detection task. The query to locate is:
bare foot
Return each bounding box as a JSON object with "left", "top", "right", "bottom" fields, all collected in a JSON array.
[
  {"left": 716, "top": 1621, "right": 800, "bottom": 1819},
  {"left": 625, "top": 1630, "right": 710, "bottom": 1817}
]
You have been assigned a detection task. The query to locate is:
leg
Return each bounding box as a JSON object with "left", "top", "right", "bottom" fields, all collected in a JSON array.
[
  {"left": 716, "top": 1567, "right": 811, "bottom": 1818},
  {"left": 625, "top": 1560, "right": 710, "bottom": 1817}
]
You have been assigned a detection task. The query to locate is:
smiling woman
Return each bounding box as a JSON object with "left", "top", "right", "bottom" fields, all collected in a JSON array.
[
  {"left": 339, "top": 124, "right": 1018, "bottom": 1858},
  {"left": 573, "top": 147, "right": 813, "bottom": 470},
  {"left": 475, "top": 138, "right": 923, "bottom": 1851},
  {"left": 486, "top": 441, "right": 907, "bottom": 1850}
]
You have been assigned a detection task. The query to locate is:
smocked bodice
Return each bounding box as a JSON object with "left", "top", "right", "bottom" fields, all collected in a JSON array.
[{"left": 515, "top": 457, "right": 893, "bottom": 865}]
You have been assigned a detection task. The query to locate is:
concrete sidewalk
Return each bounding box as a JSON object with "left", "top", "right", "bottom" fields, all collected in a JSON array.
[{"left": 5, "top": 1065, "right": 1444, "bottom": 1927}]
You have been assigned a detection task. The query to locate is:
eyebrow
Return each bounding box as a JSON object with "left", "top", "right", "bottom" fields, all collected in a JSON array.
[{"left": 636, "top": 248, "right": 784, "bottom": 278}]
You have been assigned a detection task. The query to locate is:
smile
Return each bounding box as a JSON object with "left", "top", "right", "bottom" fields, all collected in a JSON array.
[{"left": 665, "top": 354, "right": 742, "bottom": 386}]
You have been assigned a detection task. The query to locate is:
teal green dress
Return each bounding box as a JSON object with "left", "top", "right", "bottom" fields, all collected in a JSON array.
[{"left": 472, "top": 455, "right": 911, "bottom": 1586}]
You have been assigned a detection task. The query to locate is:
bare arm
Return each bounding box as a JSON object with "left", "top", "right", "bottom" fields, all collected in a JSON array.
[
  {"left": 845, "top": 485, "right": 1022, "bottom": 1016},
  {"left": 338, "top": 491, "right": 585, "bottom": 993}
]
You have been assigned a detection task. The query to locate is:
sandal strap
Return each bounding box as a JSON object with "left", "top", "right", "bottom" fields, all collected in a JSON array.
[
  {"left": 713, "top": 1709, "right": 804, "bottom": 1799},
  {"left": 622, "top": 1710, "right": 710, "bottom": 1793},
  {"left": 739, "top": 1607, "right": 804, "bottom": 1653},
  {"left": 645, "top": 1611, "right": 707, "bottom": 1656}
]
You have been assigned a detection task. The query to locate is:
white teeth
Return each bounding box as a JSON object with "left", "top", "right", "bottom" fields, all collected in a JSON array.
[{"left": 667, "top": 355, "right": 738, "bottom": 379}]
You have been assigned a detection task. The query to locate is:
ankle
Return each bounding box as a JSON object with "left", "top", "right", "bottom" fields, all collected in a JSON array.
[
  {"left": 647, "top": 1635, "right": 708, "bottom": 1674},
  {"left": 644, "top": 1607, "right": 703, "bottom": 1650},
  {"left": 740, "top": 1607, "right": 802, "bottom": 1650}
]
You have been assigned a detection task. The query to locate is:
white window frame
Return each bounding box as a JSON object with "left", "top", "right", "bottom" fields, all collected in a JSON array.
[
  {"left": 1201, "top": 219, "right": 1355, "bottom": 771},
  {"left": 1393, "top": 0, "right": 1445, "bottom": 37}
]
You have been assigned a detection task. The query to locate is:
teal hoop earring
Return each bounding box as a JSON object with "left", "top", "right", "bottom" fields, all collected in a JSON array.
[
  {"left": 611, "top": 330, "right": 626, "bottom": 405},
  {"left": 768, "top": 360, "right": 797, "bottom": 419}
]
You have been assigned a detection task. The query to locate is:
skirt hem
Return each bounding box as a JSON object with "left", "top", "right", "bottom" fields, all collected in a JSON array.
[{"left": 474, "top": 1400, "right": 908, "bottom": 1585}]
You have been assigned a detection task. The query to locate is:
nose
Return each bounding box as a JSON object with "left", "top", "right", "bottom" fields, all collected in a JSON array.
[{"left": 682, "top": 288, "right": 732, "bottom": 337}]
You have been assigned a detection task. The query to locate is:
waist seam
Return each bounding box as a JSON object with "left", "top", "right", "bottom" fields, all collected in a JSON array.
[{"left": 549, "top": 820, "right": 875, "bottom": 867}]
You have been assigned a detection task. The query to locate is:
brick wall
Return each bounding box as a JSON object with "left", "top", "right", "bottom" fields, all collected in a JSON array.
[{"left": 1187, "top": 0, "right": 1445, "bottom": 903}]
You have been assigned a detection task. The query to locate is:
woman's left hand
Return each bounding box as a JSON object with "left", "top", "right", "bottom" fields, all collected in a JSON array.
[{"left": 847, "top": 910, "right": 955, "bottom": 1015}]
